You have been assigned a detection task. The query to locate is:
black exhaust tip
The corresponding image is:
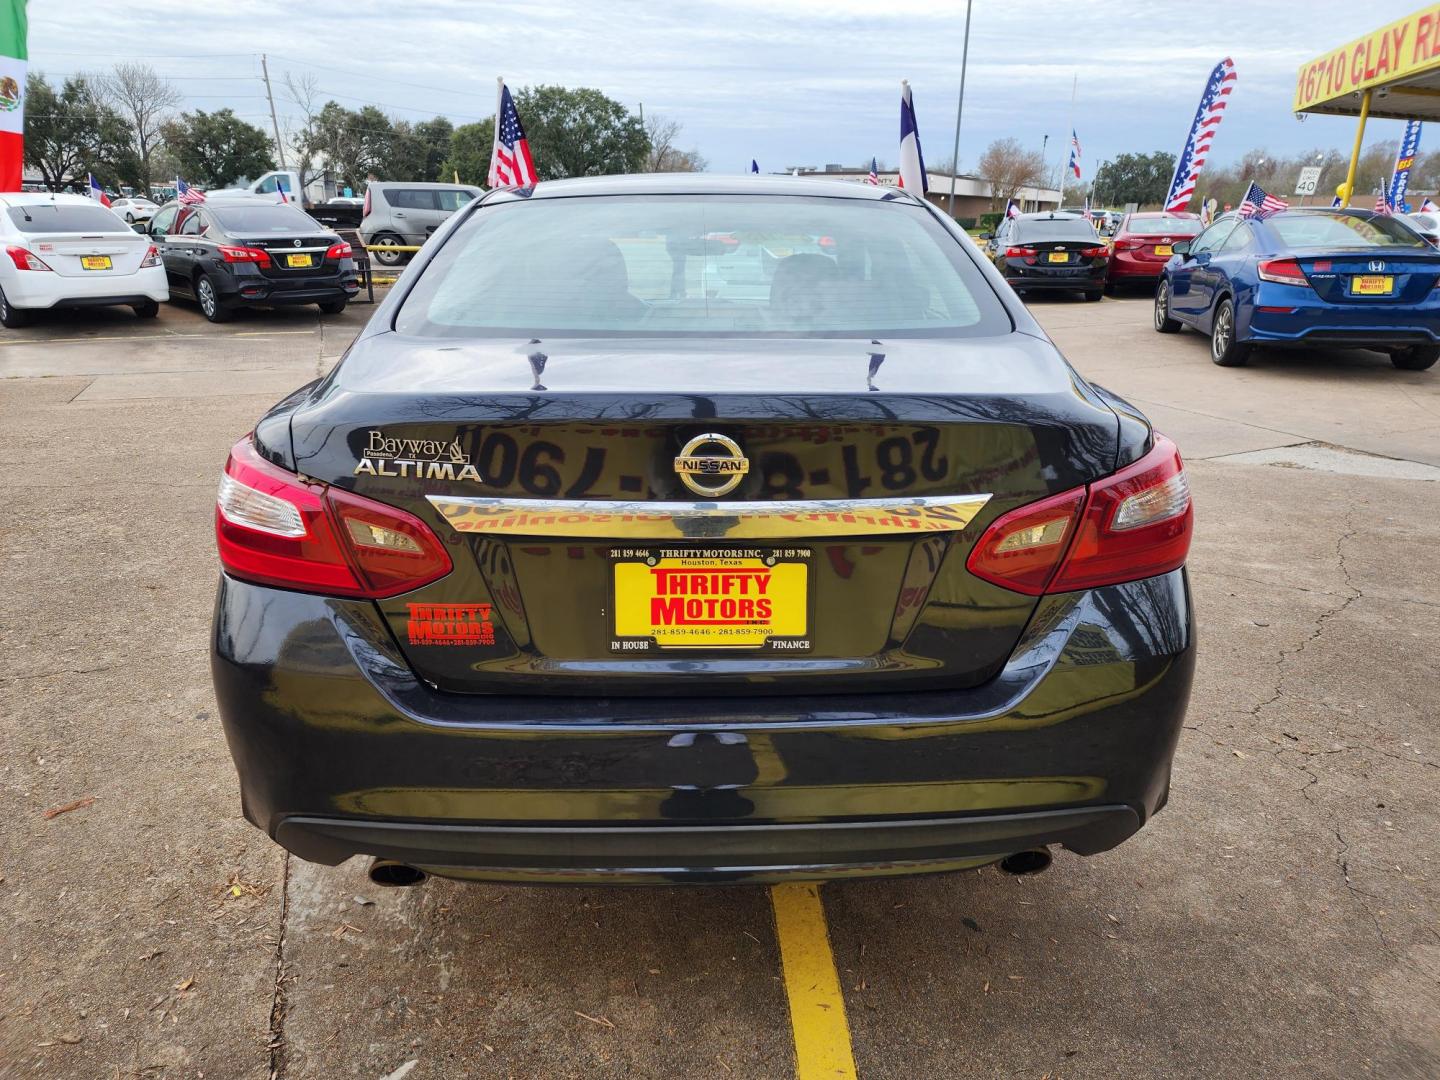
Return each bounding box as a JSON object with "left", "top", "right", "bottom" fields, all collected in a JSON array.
[
  {"left": 999, "top": 849, "right": 1052, "bottom": 876},
  {"left": 368, "top": 860, "right": 428, "bottom": 887}
]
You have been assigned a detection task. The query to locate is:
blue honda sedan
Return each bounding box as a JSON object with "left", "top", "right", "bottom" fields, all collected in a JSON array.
[{"left": 1154, "top": 208, "right": 1440, "bottom": 371}]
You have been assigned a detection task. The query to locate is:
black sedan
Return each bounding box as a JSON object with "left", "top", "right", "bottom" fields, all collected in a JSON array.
[
  {"left": 147, "top": 197, "right": 359, "bottom": 321},
  {"left": 983, "top": 211, "right": 1109, "bottom": 300},
  {"left": 211, "top": 175, "right": 1195, "bottom": 887}
]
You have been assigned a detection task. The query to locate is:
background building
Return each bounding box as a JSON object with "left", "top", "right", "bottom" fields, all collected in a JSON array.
[{"left": 785, "top": 164, "right": 1061, "bottom": 220}]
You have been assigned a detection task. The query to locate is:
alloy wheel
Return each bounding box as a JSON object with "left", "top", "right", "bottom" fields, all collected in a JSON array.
[
  {"left": 1212, "top": 303, "right": 1232, "bottom": 360},
  {"left": 1154, "top": 282, "right": 1169, "bottom": 330},
  {"left": 199, "top": 279, "right": 216, "bottom": 317}
]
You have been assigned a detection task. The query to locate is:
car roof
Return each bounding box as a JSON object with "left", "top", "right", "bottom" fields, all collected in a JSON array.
[
  {"left": 1012, "top": 211, "right": 1087, "bottom": 222},
  {"left": 369, "top": 181, "right": 483, "bottom": 191},
  {"left": 483, "top": 173, "right": 923, "bottom": 203},
  {"left": 0, "top": 192, "right": 111, "bottom": 208}
]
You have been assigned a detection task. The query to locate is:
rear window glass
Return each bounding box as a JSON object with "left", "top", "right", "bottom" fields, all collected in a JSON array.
[
  {"left": 394, "top": 194, "right": 1010, "bottom": 338},
  {"left": 388, "top": 189, "right": 435, "bottom": 210},
  {"left": 6, "top": 204, "right": 125, "bottom": 232},
  {"left": 1125, "top": 215, "right": 1202, "bottom": 236},
  {"left": 1269, "top": 213, "right": 1426, "bottom": 248},
  {"left": 436, "top": 189, "right": 476, "bottom": 211},
  {"left": 1012, "top": 217, "right": 1098, "bottom": 242},
  {"left": 208, "top": 205, "right": 321, "bottom": 232}
]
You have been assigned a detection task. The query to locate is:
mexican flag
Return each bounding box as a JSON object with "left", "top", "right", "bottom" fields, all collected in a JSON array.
[{"left": 0, "top": 0, "right": 26, "bottom": 191}]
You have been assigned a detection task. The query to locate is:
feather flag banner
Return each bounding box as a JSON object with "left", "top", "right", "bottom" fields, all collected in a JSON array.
[{"left": 1164, "top": 58, "right": 1236, "bottom": 212}]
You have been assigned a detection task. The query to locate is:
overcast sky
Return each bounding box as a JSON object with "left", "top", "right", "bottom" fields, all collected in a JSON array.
[{"left": 28, "top": 0, "right": 1433, "bottom": 179}]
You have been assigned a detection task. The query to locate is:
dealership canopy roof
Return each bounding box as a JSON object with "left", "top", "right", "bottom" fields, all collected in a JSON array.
[{"left": 1295, "top": 6, "right": 1440, "bottom": 120}]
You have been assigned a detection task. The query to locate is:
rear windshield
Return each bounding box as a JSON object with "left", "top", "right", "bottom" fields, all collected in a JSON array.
[
  {"left": 1012, "top": 217, "right": 1098, "bottom": 242},
  {"left": 207, "top": 204, "right": 322, "bottom": 233},
  {"left": 1269, "top": 213, "right": 1426, "bottom": 249},
  {"left": 1125, "top": 215, "right": 1202, "bottom": 236},
  {"left": 6, "top": 204, "right": 125, "bottom": 233},
  {"left": 393, "top": 194, "right": 1009, "bottom": 337}
]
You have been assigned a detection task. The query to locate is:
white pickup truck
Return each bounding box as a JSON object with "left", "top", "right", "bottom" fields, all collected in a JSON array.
[{"left": 209, "top": 170, "right": 364, "bottom": 228}]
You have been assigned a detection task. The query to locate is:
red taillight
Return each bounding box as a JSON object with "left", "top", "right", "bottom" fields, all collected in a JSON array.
[
  {"left": 215, "top": 437, "right": 452, "bottom": 598},
  {"left": 363, "top": 189, "right": 371, "bottom": 217},
  {"left": 6, "top": 246, "right": 52, "bottom": 271},
  {"left": 967, "top": 435, "right": 1192, "bottom": 596},
  {"left": 1115, "top": 238, "right": 1144, "bottom": 251},
  {"left": 218, "top": 245, "right": 271, "bottom": 266},
  {"left": 1005, "top": 246, "right": 1037, "bottom": 258},
  {"left": 1080, "top": 245, "right": 1109, "bottom": 258},
  {"left": 1257, "top": 257, "right": 1310, "bottom": 287},
  {"left": 326, "top": 240, "right": 352, "bottom": 260},
  {"left": 140, "top": 244, "right": 161, "bottom": 268}
]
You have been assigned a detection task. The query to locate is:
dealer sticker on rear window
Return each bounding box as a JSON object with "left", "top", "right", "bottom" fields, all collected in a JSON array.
[{"left": 609, "top": 547, "right": 811, "bottom": 651}]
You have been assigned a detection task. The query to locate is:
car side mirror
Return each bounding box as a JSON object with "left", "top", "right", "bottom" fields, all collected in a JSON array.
[
  {"left": 978, "top": 232, "right": 993, "bottom": 241},
  {"left": 1171, "top": 240, "right": 1191, "bottom": 255},
  {"left": 132, "top": 223, "right": 147, "bottom": 235}
]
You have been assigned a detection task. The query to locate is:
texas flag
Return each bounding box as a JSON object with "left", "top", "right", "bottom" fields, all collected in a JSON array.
[
  {"left": 898, "top": 80, "right": 928, "bottom": 195},
  {"left": 87, "top": 173, "right": 110, "bottom": 206}
]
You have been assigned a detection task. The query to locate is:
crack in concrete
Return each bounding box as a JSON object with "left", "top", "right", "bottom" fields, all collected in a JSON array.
[{"left": 267, "top": 852, "right": 292, "bottom": 1080}]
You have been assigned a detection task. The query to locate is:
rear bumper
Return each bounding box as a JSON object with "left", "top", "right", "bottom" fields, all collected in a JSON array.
[
  {"left": 212, "top": 569, "right": 1195, "bottom": 884},
  {"left": 1108, "top": 252, "right": 1168, "bottom": 280},
  {"left": 1242, "top": 293, "right": 1440, "bottom": 345},
  {"left": 222, "top": 265, "right": 359, "bottom": 306},
  {"left": 1004, "top": 265, "right": 1107, "bottom": 290},
  {"left": 6, "top": 266, "right": 168, "bottom": 308}
]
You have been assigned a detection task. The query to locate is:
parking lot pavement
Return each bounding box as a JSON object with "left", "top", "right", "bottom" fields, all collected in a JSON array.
[{"left": 2, "top": 294, "right": 1437, "bottom": 1079}]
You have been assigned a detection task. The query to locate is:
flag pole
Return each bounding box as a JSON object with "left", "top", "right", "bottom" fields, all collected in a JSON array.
[
  {"left": 488, "top": 76, "right": 505, "bottom": 190},
  {"left": 946, "top": 0, "right": 974, "bottom": 218},
  {"left": 1057, "top": 73, "right": 1076, "bottom": 210}
]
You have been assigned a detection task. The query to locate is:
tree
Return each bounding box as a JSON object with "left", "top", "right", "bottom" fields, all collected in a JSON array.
[
  {"left": 161, "top": 108, "right": 274, "bottom": 187},
  {"left": 515, "top": 85, "right": 647, "bottom": 180},
  {"left": 301, "top": 102, "right": 395, "bottom": 190},
  {"left": 1091, "top": 151, "right": 1177, "bottom": 208},
  {"left": 644, "top": 115, "right": 706, "bottom": 173},
  {"left": 385, "top": 116, "right": 454, "bottom": 182},
  {"left": 440, "top": 119, "right": 493, "bottom": 186},
  {"left": 101, "top": 62, "right": 180, "bottom": 191},
  {"left": 283, "top": 71, "right": 327, "bottom": 194},
  {"left": 976, "top": 137, "right": 1045, "bottom": 208},
  {"left": 23, "top": 73, "right": 133, "bottom": 190}
]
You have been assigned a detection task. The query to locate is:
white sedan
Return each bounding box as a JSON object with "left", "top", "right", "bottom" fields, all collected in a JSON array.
[
  {"left": 110, "top": 197, "right": 161, "bottom": 223},
  {"left": 0, "top": 193, "right": 169, "bottom": 328}
]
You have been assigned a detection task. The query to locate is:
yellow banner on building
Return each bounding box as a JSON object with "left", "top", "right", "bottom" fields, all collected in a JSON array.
[{"left": 1294, "top": 5, "right": 1440, "bottom": 112}]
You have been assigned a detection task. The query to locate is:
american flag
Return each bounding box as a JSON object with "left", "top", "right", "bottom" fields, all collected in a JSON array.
[
  {"left": 1237, "top": 181, "right": 1287, "bottom": 219},
  {"left": 488, "top": 80, "right": 538, "bottom": 188},
  {"left": 1164, "top": 58, "right": 1237, "bottom": 212},
  {"left": 1422, "top": 196, "right": 1440, "bottom": 213},
  {"left": 1373, "top": 192, "right": 1392, "bottom": 215},
  {"left": 176, "top": 177, "right": 205, "bottom": 205},
  {"left": 865, "top": 157, "right": 879, "bottom": 186},
  {"left": 1067, "top": 129, "right": 1082, "bottom": 181}
]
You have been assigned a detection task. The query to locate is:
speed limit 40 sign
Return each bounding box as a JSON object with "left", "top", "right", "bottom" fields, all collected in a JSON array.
[{"left": 1295, "top": 166, "right": 1322, "bottom": 196}]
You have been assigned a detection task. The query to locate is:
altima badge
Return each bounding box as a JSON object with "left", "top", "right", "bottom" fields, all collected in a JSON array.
[{"left": 673, "top": 433, "right": 749, "bottom": 497}]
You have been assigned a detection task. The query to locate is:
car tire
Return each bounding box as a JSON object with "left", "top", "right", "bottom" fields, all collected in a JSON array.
[
  {"left": 196, "top": 274, "right": 233, "bottom": 323},
  {"left": 317, "top": 298, "right": 347, "bottom": 315},
  {"left": 1084, "top": 288, "right": 1103, "bottom": 302},
  {"left": 370, "top": 233, "right": 407, "bottom": 266},
  {"left": 1209, "top": 297, "right": 1248, "bottom": 366},
  {"left": 125, "top": 213, "right": 135, "bottom": 224},
  {"left": 1389, "top": 345, "right": 1440, "bottom": 371},
  {"left": 1154, "top": 279, "right": 1182, "bottom": 334},
  {"left": 0, "top": 288, "right": 32, "bottom": 328},
  {"left": 133, "top": 300, "right": 160, "bottom": 319}
]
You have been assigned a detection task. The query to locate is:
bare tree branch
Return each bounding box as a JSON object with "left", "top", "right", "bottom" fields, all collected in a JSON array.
[{"left": 101, "top": 61, "right": 180, "bottom": 189}]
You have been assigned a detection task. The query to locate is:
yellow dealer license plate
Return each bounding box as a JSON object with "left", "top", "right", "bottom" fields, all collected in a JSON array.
[
  {"left": 286, "top": 253, "right": 313, "bottom": 268},
  {"left": 81, "top": 256, "right": 111, "bottom": 270},
  {"left": 611, "top": 547, "right": 810, "bottom": 650},
  {"left": 1153, "top": 244, "right": 1173, "bottom": 256},
  {"left": 1353, "top": 274, "right": 1394, "bottom": 295},
  {"left": 1047, "top": 251, "right": 1069, "bottom": 263}
]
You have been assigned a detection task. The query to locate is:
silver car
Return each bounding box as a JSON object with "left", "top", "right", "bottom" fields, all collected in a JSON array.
[{"left": 359, "top": 182, "right": 482, "bottom": 266}]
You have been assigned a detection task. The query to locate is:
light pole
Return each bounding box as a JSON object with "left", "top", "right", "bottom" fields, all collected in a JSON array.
[{"left": 946, "top": 0, "right": 974, "bottom": 218}]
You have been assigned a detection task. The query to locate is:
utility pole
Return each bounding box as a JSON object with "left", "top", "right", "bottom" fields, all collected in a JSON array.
[
  {"left": 947, "top": 0, "right": 974, "bottom": 218},
  {"left": 260, "top": 55, "right": 287, "bottom": 170}
]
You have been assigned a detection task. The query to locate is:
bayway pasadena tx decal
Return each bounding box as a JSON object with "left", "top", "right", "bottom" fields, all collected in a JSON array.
[{"left": 354, "top": 431, "right": 484, "bottom": 483}]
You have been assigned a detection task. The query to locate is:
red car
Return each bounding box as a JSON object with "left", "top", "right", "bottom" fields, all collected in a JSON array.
[{"left": 1107, "top": 212, "right": 1203, "bottom": 288}]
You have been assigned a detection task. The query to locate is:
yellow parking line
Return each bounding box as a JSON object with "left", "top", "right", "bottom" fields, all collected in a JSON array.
[
  {"left": 769, "top": 883, "right": 858, "bottom": 1080},
  {"left": 0, "top": 330, "right": 313, "bottom": 346}
]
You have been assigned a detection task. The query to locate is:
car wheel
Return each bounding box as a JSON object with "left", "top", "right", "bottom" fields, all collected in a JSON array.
[
  {"left": 1210, "top": 297, "right": 1248, "bottom": 366},
  {"left": 0, "top": 287, "right": 32, "bottom": 328},
  {"left": 125, "top": 213, "right": 135, "bottom": 224},
  {"left": 1154, "top": 279, "right": 1182, "bottom": 333},
  {"left": 133, "top": 300, "right": 160, "bottom": 319},
  {"left": 1390, "top": 345, "right": 1440, "bottom": 371},
  {"left": 196, "top": 274, "right": 233, "bottom": 323},
  {"left": 370, "top": 233, "right": 406, "bottom": 266},
  {"left": 1084, "top": 288, "right": 1103, "bottom": 302},
  {"left": 317, "top": 298, "right": 347, "bottom": 315}
]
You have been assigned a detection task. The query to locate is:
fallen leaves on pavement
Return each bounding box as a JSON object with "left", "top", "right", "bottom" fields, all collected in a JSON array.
[{"left": 43, "top": 797, "right": 95, "bottom": 819}]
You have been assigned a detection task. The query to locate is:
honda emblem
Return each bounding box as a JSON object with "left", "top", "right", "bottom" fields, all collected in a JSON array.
[{"left": 1368, "top": 259, "right": 1386, "bottom": 272}]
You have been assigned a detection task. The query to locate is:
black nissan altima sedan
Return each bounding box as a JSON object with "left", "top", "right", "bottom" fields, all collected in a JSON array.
[{"left": 211, "top": 175, "right": 1195, "bottom": 887}]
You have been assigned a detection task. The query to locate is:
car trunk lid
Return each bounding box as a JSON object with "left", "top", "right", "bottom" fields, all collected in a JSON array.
[
  {"left": 27, "top": 232, "right": 149, "bottom": 278},
  {"left": 285, "top": 332, "right": 1122, "bottom": 696},
  {"left": 1295, "top": 248, "right": 1440, "bottom": 303}
]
